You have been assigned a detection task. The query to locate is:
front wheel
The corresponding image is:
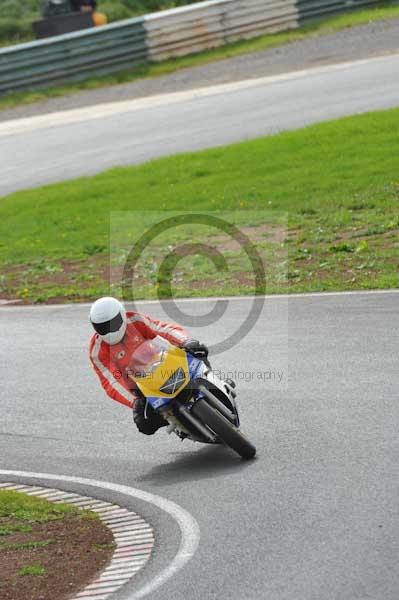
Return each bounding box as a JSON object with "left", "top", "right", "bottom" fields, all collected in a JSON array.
[{"left": 192, "top": 399, "right": 256, "bottom": 460}]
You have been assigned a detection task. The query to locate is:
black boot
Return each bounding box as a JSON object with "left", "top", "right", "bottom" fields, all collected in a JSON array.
[{"left": 133, "top": 397, "right": 168, "bottom": 435}]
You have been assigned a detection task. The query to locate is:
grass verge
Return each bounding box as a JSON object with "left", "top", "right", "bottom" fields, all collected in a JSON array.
[
  {"left": 0, "top": 489, "right": 114, "bottom": 600},
  {"left": 1, "top": 3, "right": 399, "bottom": 112},
  {"left": 0, "top": 107, "right": 398, "bottom": 303},
  {"left": 0, "top": 489, "right": 79, "bottom": 522}
]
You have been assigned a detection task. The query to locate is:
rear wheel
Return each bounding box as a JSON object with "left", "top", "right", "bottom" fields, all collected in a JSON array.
[{"left": 192, "top": 399, "right": 256, "bottom": 460}]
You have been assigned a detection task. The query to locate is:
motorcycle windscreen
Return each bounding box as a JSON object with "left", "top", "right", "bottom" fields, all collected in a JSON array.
[
  {"left": 127, "top": 337, "right": 169, "bottom": 380},
  {"left": 128, "top": 336, "right": 190, "bottom": 399}
]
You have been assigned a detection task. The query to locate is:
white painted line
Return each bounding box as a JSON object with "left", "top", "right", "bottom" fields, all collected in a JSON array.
[
  {"left": 15, "top": 486, "right": 47, "bottom": 493},
  {"left": 108, "top": 558, "right": 146, "bottom": 567},
  {"left": 105, "top": 562, "right": 140, "bottom": 570},
  {"left": 1, "top": 288, "right": 398, "bottom": 312},
  {"left": 0, "top": 470, "right": 200, "bottom": 600},
  {"left": 114, "top": 532, "right": 153, "bottom": 541},
  {"left": 33, "top": 491, "right": 80, "bottom": 500},
  {"left": 22, "top": 487, "right": 61, "bottom": 494},
  {"left": 116, "top": 538, "right": 154, "bottom": 546},
  {"left": 110, "top": 553, "right": 148, "bottom": 561},
  {"left": 98, "top": 572, "right": 140, "bottom": 581},
  {"left": 100, "top": 565, "right": 143, "bottom": 574},
  {"left": 97, "top": 574, "right": 137, "bottom": 583},
  {"left": 1, "top": 483, "right": 27, "bottom": 490},
  {"left": 1, "top": 53, "right": 398, "bottom": 138},
  {"left": 120, "top": 544, "right": 154, "bottom": 551},
  {"left": 111, "top": 523, "right": 151, "bottom": 532},
  {"left": 92, "top": 507, "right": 130, "bottom": 516},
  {"left": 100, "top": 564, "right": 143, "bottom": 573},
  {"left": 80, "top": 501, "right": 116, "bottom": 510},
  {"left": 67, "top": 498, "right": 105, "bottom": 505},
  {"left": 76, "top": 590, "right": 115, "bottom": 598},
  {"left": 61, "top": 495, "right": 92, "bottom": 502},
  {"left": 114, "top": 530, "right": 154, "bottom": 538},
  {"left": 106, "top": 557, "right": 146, "bottom": 564},
  {"left": 104, "top": 558, "right": 139, "bottom": 565},
  {"left": 52, "top": 497, "right": 95, "bottom": 504},
  {"left": 114, "top": 536, "right": 153, "bottom": 544},
  {"left": 76, "top": 590, "right": 108, "bottom": 600},
  {"left": 84, "top": 581, "right": 126, "bottom": 590},
  {"left": 113, "top": 548, "right": 153, "bottom": 557},
  {"left": 112, "top": 529, "right": 151, "bottom": 538},
  {"left": 102, "top": 515, "right": 142, "bottom": 524}
]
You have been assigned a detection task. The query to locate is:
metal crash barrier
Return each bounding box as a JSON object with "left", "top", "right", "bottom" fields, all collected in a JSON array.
[{"left": 0, "top": 0, "right": 385, "bottom": 94}]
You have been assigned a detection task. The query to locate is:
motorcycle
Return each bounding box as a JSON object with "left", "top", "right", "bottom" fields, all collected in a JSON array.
[{"left": 127, "top": 336, "right": 256, "bottom": 460}]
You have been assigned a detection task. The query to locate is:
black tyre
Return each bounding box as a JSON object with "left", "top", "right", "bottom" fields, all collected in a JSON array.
[{"left": 192, "top": 399, "right": 256, "bottom": 460}]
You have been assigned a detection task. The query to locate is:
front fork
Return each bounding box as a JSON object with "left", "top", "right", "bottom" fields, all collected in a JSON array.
[
  {"left": 196, "top": 369, "right": 240, "bottom": 428},
  {"left": 160, "top": 358, "right": 240, "bottom": 442},
  {"left": 176, "top": 374, "right": 239, "bottom": 441}
]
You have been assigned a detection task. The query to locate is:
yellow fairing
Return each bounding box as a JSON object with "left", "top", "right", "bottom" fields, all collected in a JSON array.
[{"left": 133, "top": 345, "right": 189, "bottom": 399}]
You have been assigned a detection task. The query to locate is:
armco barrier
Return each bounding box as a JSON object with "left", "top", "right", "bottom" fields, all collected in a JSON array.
[
  {"left": 296, "top": 0, "right": 378, "bottom": 22},
  {"left": 0, "top": 0, "right": 387, "bottom": 94},
  {"left": 0, "top": 17, "right": 148, "bottom": 94}
]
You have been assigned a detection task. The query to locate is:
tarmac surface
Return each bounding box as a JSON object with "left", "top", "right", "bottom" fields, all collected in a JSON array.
[
  {"left": 1, "top": 291, "right": 398, "bottom": 599},
  {"left": 1, "top": 52, "right": 399, "bottom": 195}
]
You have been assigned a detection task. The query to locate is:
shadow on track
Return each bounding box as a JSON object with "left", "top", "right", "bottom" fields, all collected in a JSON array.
[{"left": 136, "top": 444, "right": 256, "bottom": 486}]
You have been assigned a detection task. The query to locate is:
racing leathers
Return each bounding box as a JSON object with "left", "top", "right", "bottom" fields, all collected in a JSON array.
[{"left": 90, "top": 311, "right": 191, "bottom": 434}]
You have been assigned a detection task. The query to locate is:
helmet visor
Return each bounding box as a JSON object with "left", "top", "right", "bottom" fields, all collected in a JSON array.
[{"left": 92, "top": 312, "right": 123, "bottom": 336}]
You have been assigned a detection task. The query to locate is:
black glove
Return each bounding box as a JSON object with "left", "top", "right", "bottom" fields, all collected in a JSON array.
[{"left": 183, "top": 339, "right": 209, "bottom": 360}]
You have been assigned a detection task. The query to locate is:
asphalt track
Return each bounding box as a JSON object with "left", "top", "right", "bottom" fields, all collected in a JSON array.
[
  {"left": 1, "top": 291, "right": 399, "bottom": 599},
  {"left": 1, "top": 53, "right": 399, "bottom": 195}
]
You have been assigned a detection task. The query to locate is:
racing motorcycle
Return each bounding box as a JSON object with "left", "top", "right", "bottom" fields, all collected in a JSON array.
[{"left": 127, "top": 337, "right": 256, "bottom": 460}]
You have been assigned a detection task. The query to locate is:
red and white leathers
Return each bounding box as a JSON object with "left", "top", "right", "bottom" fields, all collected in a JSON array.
[{"left": 89, "top": 311, "right": 190, "bottom": 409}]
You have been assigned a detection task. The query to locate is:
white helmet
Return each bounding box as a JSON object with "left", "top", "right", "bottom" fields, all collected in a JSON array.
[{"left": 90, "top": 297, "right": 127, "bottom": 345}]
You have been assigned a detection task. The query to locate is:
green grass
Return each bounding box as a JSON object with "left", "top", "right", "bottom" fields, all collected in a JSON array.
[
  {"left": 0, "top": 490, "right": 96, "bottom": 523},
  {"left": 0, "top": 539, "right": 54, "bottom": 551},
  {"left": 17, "top": 564, "right": 46, "bottom": 576},
  {"left": 0, "top": 489, "right": 99, "bottom": 563},
  {"left": 0, "top": 490, "right": 78, "bottom": 522},
  {"left": 0, "top": 107, "right": 398, "bottom": 303},
  {"left": 0, "top": 523, "right": 33, "bottom": 536},
  {"left": 1, "top": 3, "right": 399, "bottom": 112},
  {"left": 92, "top": 542, "right": 117, "bottom": 551}
]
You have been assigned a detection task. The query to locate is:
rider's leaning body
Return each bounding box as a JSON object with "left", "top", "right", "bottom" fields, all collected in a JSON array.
[{"left": 89, "top": 297, "right": 208, "bottom": 435}]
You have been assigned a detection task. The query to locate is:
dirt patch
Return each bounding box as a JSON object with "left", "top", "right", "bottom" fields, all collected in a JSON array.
[
  {"left": 212, "top": 223, "right": 286, "bottom": 252},
  {"left": 0, "top": 256, "right": 109, "bottom": 304},
  {"left": 0, "top": 225, "right": 282, "bottom": 304},
  {"left": 0, "top": 513, "right": 114, "bottom": 600},
  {"left": 172, "top": 272, "right": 257, "bottom": 292}
]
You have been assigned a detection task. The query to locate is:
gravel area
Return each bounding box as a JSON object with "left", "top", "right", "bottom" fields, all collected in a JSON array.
[{"left": 1, "top": 17, "right": 399, "bottom": 122}]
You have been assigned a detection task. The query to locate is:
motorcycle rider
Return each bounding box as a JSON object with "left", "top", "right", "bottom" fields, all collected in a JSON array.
[{"left": 89, "top": 297, "right": 208, "bottom": 435}]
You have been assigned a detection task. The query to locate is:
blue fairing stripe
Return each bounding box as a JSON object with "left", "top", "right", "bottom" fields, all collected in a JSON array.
[
  {"left": 147, "top": 396, "right": 172, "bottom": 410},
  {"left": 187, "top": 354, "right": 206, "bottom": 381}
]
